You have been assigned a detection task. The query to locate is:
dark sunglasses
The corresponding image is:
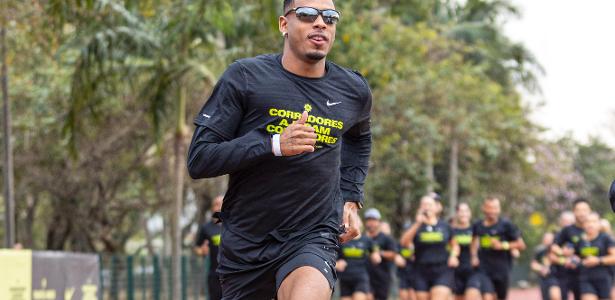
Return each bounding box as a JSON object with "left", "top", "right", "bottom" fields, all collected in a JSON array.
[{"left": 284, "top": 7, "right": 340, "bottom": 25}]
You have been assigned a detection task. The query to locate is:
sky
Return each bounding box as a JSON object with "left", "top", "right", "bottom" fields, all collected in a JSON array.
[{"left": 504, "top": 0, "right": 615, "bottom": 145}]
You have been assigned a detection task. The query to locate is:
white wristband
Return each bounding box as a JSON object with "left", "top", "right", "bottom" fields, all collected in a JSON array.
[{"left": 272, "top": 134, "right": 282, "bottom": 156}]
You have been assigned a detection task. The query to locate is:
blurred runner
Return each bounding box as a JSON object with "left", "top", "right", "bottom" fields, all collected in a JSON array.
[
  {"left": 364, "top": 208, "right": 397, "bottom": 300},
  {"left": 337, "top": 219, "right": 381, "bottom": 300},
  {"left": 451, "top": 202, "right": 477, "bottom": 300},
  {"left": 400, "top": 195, "right": 459, "bottom": 300},
  {"left": 469, "top": 197, "right": 526, "bottom": 300},
  {"left": 551, "top": 199, "right": 592, "bottom": 300},
  {"left": 574, "top": 212, "right": 615, "bottom": 300},
  {"left": 531, "top": 232, "right": 561, "bottom": 300},
  {"left": 397, "top": 222, "right": 416, "bottom": 300},
  {"left": 194, "top": 195, "right": 224, "bottom": 300}
]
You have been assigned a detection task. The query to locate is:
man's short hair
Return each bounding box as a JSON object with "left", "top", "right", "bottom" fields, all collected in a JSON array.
[
  {"left": 428, "top": 192, "right": 442, "bottom": 202},
  {"left": 284, "top": 0, "right": 336, "bottom": 12},
  {"left": 573, "top": 198, "right": 590, "bottom": 209},
  {"left": 284, "top": 0, "right": 294, "bottom": 12},
  {"left": 364, "top": 208, "right": 382, "bottom": 221},
  {"left": 455, "top": 202, "right": 469, "bottom": 211},
  {"left": 484, "top": 196, "right": 500, "bottom": 203}
]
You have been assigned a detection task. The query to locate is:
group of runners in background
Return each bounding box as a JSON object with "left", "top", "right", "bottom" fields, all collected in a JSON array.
[
  {"left": 194, "top": 195, "right": 615, "bottom": 300},
  {"left": 337, "top": 194, "right": 524, "bottom": 300},
  {"left": 532, "top": 199, "right": 615, "bottom": 300}
]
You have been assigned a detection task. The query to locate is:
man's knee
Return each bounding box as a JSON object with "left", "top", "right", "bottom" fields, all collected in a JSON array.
[
  {"left": 464, "top": 287, "right": 482, "bottom": 300},
  {"left": 482, "top": 293, "right": 496, "bottom": 300},
  {"left": 550, "top": 286, "right": 562, "bottom": 300},
  {"left": 431, "top": 286, "right": 452, "bottom": 300},
  {"left": 278, "top": 266, "right": 331, "bottom": 300}
]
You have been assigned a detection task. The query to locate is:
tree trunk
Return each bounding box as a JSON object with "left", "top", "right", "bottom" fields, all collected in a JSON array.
[
  {"left": 46, "top": 207, "right": 71, "bottom": 250},
  {"left": 447, "top": 137, "right": 459, "bottom": 218},
  {"left": 425, "top": 147, "right": 435, "bottom": 193},
  {"left": 1, "top": 3, "right": 15, "bottom": 248},
  {"left": 23, "top": 192, "right": 39, "bottom": 248},
  {"left": 400, "top": 178, "right": 412, "bottom": 227},
  {"left": 171, "top": 85, "right": 188, "bottom": 300}
]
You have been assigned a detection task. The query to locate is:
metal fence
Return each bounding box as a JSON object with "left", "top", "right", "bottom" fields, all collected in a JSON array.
[
  {"left": 99, "top": 255, "right": 211, "bottom": 300},
  {"left": 98, "top": 254, "right": 531, "bottom": 300}
]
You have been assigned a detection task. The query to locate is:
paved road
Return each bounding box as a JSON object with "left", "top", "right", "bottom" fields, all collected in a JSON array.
[
  {"left": 509, "top": 288, "right": 541, "bottom": 299},
  {"left": 509, "top": 287, "right": 615, "bottom": 300}
]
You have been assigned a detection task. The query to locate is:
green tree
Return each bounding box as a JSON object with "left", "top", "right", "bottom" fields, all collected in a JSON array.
[
  {"left": 43, "top": 0, "right": 235, "bottom": 297},
  {"left": 575, "top": 138, "right": 615, "bottom": 213}
]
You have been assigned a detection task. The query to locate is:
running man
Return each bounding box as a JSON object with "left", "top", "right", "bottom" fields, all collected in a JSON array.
[
  {"left": 548, "top": 211, "right": 574, "bottom": 300},
  {"left": 451, "top": 203, "right": 477, "bottom": 300},
  {"left": 194, "top": 196, "right": 224, "bottom": 300},
  {"left": 364, "top": 208, "right": 396, "bottom": 300},
  {"left": 551, "top": 199, "right": 592, "bottom": 300},
  {"left": 575, "top": 212, "right": 615, "bottom": 300},
  {"left": 400, "top": 195, "right": 460, "bottom": 300},
  {"left": 397, "top": 223, "right": 416, "bottom": 300},
  {"left": 469, "top": 197, "right": 526, "bottom": 300},
  {"left": 336, "top": 219, "right": 381, "bottom": 300},
  {"left": 187, "top": 0, "right": 372, "bottom": 298},
  {"left": 531, "top": 232, "right": 560, "bottom": 300}
]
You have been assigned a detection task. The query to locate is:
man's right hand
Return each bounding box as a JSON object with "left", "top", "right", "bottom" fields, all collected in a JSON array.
[
  {"left": 415, "top": 211, "right": 426, "bottom": 224},
  {"left": 471, "top": 255, "right": 480, "bottom": 267},
  {"left": 335, "top": 259, "right": 347, "bottom": 272},
  {"left": 278, "top": 111, "right": 317, "bottom": 156}
]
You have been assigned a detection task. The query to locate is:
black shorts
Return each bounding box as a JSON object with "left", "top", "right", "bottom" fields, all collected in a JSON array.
[
  {"left": 339, "top": 276, "right": 370, "bottom": 296},
  {"left": 218, "top": 231, "right": 338, "bottom": 300},
  {"left": 539, "top": 275, "right": 559, "bottom": 288},
  {"left": 538, "top": 276, "right": 559, "bottom": 300},
  {"left": 413, "top": 263, "right": 454, "bottom": 292},
  {"left": 580, "top": 277, "right": 612, "bottom": 299},
  {"left": 453, "top": 267, "right": 475, "bottom": 295},
  {"left": 556, "top": 273, "right": 581, "bottom": 300},
  {"left": 207, "top": 273, "right": 222, "bottom": 300},
  {"left": 473, "top": 271, "right": 509, "bottom": 300},
  {"left": 369, "top": 274, "right": 391, "bottom": 300},
  {"left": 398, "top": 266, "right": 415, "bottom": 290}
]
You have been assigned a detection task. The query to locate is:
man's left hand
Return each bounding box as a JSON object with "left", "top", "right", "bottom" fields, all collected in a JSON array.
[
  {"left": 339, "top": 202, "right": 360, "bottom": 243},
  {"left": 583, "top": 256, "right": 600, "bottom": 267}
]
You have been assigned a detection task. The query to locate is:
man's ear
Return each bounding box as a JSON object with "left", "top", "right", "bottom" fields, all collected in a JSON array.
[{"left": 279, "top": 16, "right": 288, "bottom": 37}]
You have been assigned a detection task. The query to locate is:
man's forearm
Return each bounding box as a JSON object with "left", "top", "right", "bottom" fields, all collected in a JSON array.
[
  {"left": 510, "top": 239, "right": 526, "bottom": 251},
  {"left": 340, "top": 120, "right": 371, "bottom": 204},
  {"left": 381, "top": 250, "right": 396, "bottom": 261},
  {"left": 188, "top": 126, "right": 272, "bottom": 179},
  {"left": 400, "top": 223, "right": 420, "bottom": 248},
  {"left": 470, "top": 237, "right": 479, "bottom": 257}
]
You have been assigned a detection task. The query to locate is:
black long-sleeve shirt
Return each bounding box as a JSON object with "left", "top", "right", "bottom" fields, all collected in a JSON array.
[{"left": 187, "top": 54, "right": 372, "bottom": 272}]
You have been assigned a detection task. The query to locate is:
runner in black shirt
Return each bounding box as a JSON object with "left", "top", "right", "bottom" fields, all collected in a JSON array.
[
  {"left": 598, "top": 218, "right": 615, "bottom": 285},
  {"left": 469, "top": 197, "right": 526, "bottom": 300},
  {"left": 397, "top": 223, "right": 416, "bottom": 300},
  {"left": 400, "top": 195, "right": 460, "bottom": 300},
  {"left": 451, "top": 203, "right": 477, "bottom": 300},
  {"left": 544, "top": 211, "right": 574, "bottom": 300},
  {"left": 364, "top": 209, "right": 396, "bottom": 300},
  {"left": 336, "top": 221, "right": 381, "bottom": 300},
  {"left": 550, "top": 199, "right": 592, "bottom": 300},
  {"left": 531, "top": 232, "right": 560, "bottom": 300},
  {"left": 194, "top": 196, "right": 224, "bottom": 300},
  {"left": 187, "top": 1, "right": 372, "bottom": 299},
  {"left": 574, "top": 212, "right": 615, "bottom": 300}
]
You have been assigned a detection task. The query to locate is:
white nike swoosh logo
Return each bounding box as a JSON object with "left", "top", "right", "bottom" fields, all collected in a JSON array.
[
  {"left": 202, "top": 113, "right": 211, "bottom": 118},
  {"left": 326, "top": 100, "right": 342, "bottom": 107}
]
